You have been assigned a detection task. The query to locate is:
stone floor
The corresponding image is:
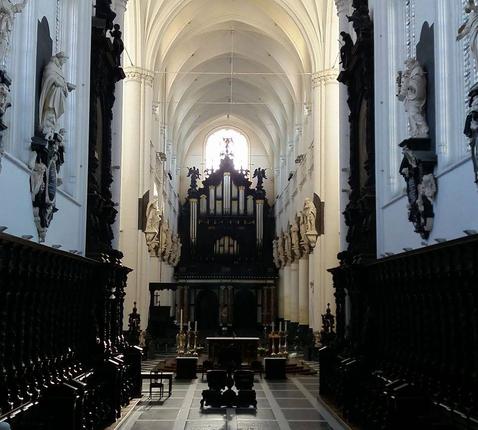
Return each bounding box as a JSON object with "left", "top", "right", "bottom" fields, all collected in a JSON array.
[{"left": 116, "top": 374, "right": 348, "bottom": 430}]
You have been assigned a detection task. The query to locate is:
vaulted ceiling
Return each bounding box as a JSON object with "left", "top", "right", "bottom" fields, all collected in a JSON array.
[{"left": 124, "top": 0, "right": 338, "bottom": 165}]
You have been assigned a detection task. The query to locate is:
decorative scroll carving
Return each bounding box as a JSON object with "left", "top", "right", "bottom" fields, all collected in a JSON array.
[
  {"left": 464, "top": 86, "right": 478, "bottom": 183},
  {"left": 336, "top": 0, "right": 376, "bottom": 264},
  {"left": 399, "top": 139, "right": 437, "bottom": 239},
  {"left": 86, "top": 4, "right": 125, "bottom": 257}
]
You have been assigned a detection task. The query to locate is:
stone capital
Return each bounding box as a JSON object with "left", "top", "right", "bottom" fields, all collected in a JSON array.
[
  {"left": 124, "top": 66, "right": 155, "bottom": 86},
  {"left": 334, "top": 0, "right": 352, "bottom": 17},
  {"left": 311, "top": 68, "right": 339, "bottom": 88}
]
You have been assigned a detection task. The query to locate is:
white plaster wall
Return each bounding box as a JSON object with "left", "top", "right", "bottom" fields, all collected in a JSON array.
[
  {"left": 375, "top": 0, "right": 478, "bottom": 257},
  {"left": 0, "top": 0, "right": 92, "bottom": 252}
]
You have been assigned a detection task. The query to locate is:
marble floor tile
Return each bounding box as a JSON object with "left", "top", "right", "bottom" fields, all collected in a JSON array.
[
  {"left": 282, "top": 408, "right": 324, "bottom": 421},
  {"left": 236, "top": 420, "right": 280, "bottom": 430},
  {"left": 131, "top": 421, "right": 176, "bottom": 430},
  {"left": 184, "top": 421, "right": 227, "bottom": 430},
  {"left": 275, "top": 398, "right": 314, "bottom": 408},
  {"left": 236, "top": 408, "right": 275, "bottom": 419},
  {"left": 139, "top": 408, "right": 180, "bottom": 420}
]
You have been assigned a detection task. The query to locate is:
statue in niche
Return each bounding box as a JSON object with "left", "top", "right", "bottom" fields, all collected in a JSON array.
[
  {"left": 144, "top": 198, "right": 162, "bottom": 256},
  {"left": 277, "top": 233, "right": 286, "bottom": 267},
  {"left": 169, "top": 234, "right": 180, "bottom": 265},
  {"left": 298, "top": 210, "right": 311, "bottom": 254},
  {"left": 174, "top": 239, "right": 182, "bottom": 266},
  {"left": 253, "top": 167, "right": 267, "bottom": 191},
  {"left": 303, "top": 198, "right": 317, "bottom": 234},
  {"left": 39, "top": 52, "right": 76, "bottom": 141},
  {"left": 187, "top": 166, "right": 200, "bottom": 190},
  {"left": 396, "top": 58, "right": 429, "bottom": 138},
  {"left": 284, "top": 228, "right": 293, "bottom": 264},
  {"left": 457, "top": 0, "right": 478, "bottom": 69},
  {"left": 159, "top": 220, "right": 169, "bottom": 259},
  {"left": 272, "top": 238, "right": 280, "bottom": 269},
  {"left": 0, "top": 0, "right": 28, "bottom": 68},
  {"left": 339, "top": 31, "right": 354, "bottom": 70},
  {"left": 464, "top": 91, "right": 478, "bottom": 183},
  {"left": 290, "top": 218, "right": 301, "bottom": 260}
]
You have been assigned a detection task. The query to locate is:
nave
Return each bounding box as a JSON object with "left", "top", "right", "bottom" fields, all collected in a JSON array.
[{"left": 114, "top": 364, "right": 344, "bottom": 430}]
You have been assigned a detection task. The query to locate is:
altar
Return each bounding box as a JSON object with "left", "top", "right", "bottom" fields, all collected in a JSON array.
[{"left": 206, "top": 337, "right": 260, "bottom": 366}]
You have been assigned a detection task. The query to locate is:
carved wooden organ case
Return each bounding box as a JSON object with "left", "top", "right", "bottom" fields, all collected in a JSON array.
[{"left": 176, "top": 155, "right": 275, "bottom": 279}]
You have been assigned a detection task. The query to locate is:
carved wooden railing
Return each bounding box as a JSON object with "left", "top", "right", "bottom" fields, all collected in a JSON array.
[
  {"left": 322, "top": 234, "right": 478, "bottom": 429},
  {"left": 0, "top": 232, "right": 141, "bottom": 430}
]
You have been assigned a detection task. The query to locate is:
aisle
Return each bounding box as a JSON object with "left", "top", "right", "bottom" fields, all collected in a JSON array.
[{"left": 116, "top": 374, "right": 348, "bottom": 430}]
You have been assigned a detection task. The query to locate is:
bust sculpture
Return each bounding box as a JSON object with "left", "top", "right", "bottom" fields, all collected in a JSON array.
[
  {"left": 458, "top": 1, "right": 478, "bottom": 68},
  {"left": 39, "top": 52, "right": 76, "bottom": 141},
  {"left": 0, "top": 0, "right": 28, "bottom": 68},
  {"left": 396, "top": 58, "right": 429, "bottom": 138}
]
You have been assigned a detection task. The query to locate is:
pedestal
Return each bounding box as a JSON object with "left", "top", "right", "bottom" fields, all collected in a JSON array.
[
  {"left": 176, "top": 357, "right": 198, "bottom": 379},
  {"left": 264, "top": 357, "right": 287, "bottom": 380}
]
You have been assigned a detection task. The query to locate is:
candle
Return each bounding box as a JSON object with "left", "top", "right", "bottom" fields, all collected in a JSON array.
[
  {"left": 195, "top": 320, "right": 198, "bottom": 332},
  {"left": 188, "top": 321, "right": 191, "bottom": 331},
  {"left": 285, "top": 321, "right": 287, "bottom": 332},
  {"left": 279, "top": 321, "right": 283, "bottom": 332},
  {"left": 272, "top": 321, "right": 275, "bottom": 332},
  {"left": 180, "top": 309, "right": 183, "bottom": 329}
]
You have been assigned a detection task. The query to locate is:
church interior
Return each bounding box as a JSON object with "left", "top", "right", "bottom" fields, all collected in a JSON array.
[{"left": 0, "top": 0, "right": 478, "bottom": 429}]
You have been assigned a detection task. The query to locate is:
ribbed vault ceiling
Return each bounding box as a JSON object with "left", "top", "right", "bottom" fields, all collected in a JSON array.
[{"left": 125, "top": 0, "right": 336, "bottom": 164}]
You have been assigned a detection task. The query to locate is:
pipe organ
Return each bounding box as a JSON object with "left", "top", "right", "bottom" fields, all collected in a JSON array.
[{"left": 177, "top": 153, "right": 275, "bottom": 279}]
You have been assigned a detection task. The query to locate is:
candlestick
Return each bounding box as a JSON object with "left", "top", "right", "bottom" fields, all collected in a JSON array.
[
  {"left": 188, "top": 320, "right": 191, "bottom": 331},
  {"left": 180, "top": 309, "right": 183, "bottom": 330},
  {"left": 194, "top": 320, "right": 197, "bottom": 332}
]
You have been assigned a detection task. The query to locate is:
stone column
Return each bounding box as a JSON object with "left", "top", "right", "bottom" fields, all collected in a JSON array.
[
  {"left": 278, "top": 268, "right": 285, "bottom": 319},
  {"left": 289, "top": 262, "right": 299, "bottom": 323},
  {"left": 120, "top": 66, "right": 154, "bottom": 329},
  {"left": 298, "top": 256, "right": 309, "bottom": 325},
  {"left": 311, "top": 68, "right": 340, "bottom": 331}
]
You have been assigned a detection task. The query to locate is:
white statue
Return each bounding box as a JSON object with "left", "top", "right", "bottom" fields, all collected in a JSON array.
[
  {"left": 298, "top": 210, "right": 310, "bottom": 254},
  {"left": 0, "top": 0, "right": 28, "bottom": 68},
  {"left": 396, "top": 58, "right": 429, "bottom": 138},
  {"left": 39, "top": 52, "right": 76, "bottom": 140},
  {"left": 144, "top": 198, "right": 162, "bottom": 256},
  {"left": 290, "top": 218, "right": 301, "bottom": 259},
  {"left": 173, "top": 239, "right": 182, "bottom": 266},
  {"left": 169, "top": 234, "right": 179, "bottom": 265},
  {"left": 303, "top": 198, "right": 317, "bottom": 234},
  {"left": 284, "top": 229, "right": 293, "bottom": 264},
  {"left": 272, "top": 239, "right": 280, "bottom": 269},
  {"left": 458, "top": 0, "right": 478, "bottom": 68},
  {"left": 163, "top": 230, "right": 173, "bottom": 262},
  {"left": 277, "top": 233, "right": 286, "bottom": 267}
]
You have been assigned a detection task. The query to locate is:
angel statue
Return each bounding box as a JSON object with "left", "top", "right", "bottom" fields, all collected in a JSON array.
[
  {"left": 187, "top": 166, "right": 201, "bottom": 190},
  {"left": 253, "top": 167, "right": 267, "bottom": 191},
  {"left": 458, "top": 0, "right": 478, "bottom": 69}
]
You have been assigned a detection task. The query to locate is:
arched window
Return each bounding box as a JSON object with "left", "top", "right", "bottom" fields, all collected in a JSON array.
[{"left": 205, "top": 128, "right": 249, "bottom": 171}]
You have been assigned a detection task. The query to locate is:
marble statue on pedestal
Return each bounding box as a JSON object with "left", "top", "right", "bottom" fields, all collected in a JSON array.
[
  {"left": 272, "top": 238, "right": 281, "bottom": 268},
  {"left": 303, "top": 198, "right": 317, "bottom": 234},
  {"left": 159, "top": 220, "right": 169, "bottom": 261},
  {"left": 39, "top": 52, "right": 76, "bottom": 141},
  {"left": 173, "top": 239, "right": 182, "bottom": 266},
  {"left": 290, "top": 217, "right": 301, "bottom": 260},
  {"left": 277, "top": 233, "right": 286, "bottom": 267},
  {"left": 458, "top": 1, "right": 478, "bottom": 68},
  {"left": 298, "top": 210, "right": 311, "bottom": 254},
  {"left": 0, "top": 0, "right": 28, "bottom": 68},
  {"left": 284, "top": 228, "right": 293, "bottom": 264},
  {"left": 144, "top": 198, "right": 162, "bottom": 256},
  {"left": 396, "top": 58, "right": 429, "bottom": 138}
]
